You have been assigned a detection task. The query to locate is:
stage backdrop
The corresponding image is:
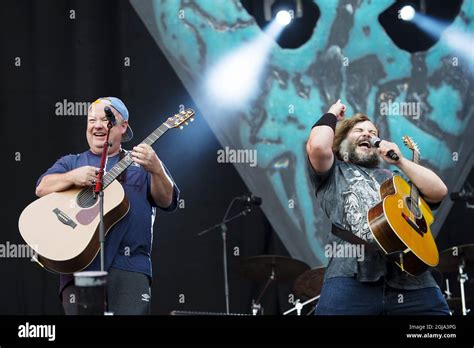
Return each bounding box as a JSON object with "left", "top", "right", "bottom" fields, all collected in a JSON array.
[{"left": 131, "top": 0, "right": 474, "bottom": 267}]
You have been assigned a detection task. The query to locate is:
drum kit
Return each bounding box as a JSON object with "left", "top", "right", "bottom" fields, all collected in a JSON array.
[
  {"left": 435, "top": 244, "right": 474, "bottom": 315},
  {"left": 238, "top": 254, "right": 325, "bottom": 315},
  {"left": 238, "top": 243, "right": 474, "bottom": 315}
]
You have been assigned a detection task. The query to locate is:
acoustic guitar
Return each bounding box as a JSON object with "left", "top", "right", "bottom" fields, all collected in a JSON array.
[
  {"left": 18, "top": 108, "right": 195, "bottom": 274},
  {"left": 367, "top": 136, "right": 439, "bottom": 276}
]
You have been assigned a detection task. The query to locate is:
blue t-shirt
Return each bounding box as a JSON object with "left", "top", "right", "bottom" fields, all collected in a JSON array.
[{"left": 36, "top": 149, "right": 179, "bottom": 293}]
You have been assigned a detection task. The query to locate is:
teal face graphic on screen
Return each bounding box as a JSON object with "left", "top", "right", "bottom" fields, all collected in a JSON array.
[{"left": 131, "top": 0, "right": 474, "bottom": 266}]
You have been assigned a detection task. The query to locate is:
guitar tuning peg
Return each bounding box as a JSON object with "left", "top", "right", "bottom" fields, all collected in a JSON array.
[
  {"left": 184, "top": 122, "right": 189, "bottom": 126},
  {"left": 179, "top": 126, "right": 183, "bottom": 130},
  {"left": 190, "top": 118, "right": 194, "bottom": 122}
]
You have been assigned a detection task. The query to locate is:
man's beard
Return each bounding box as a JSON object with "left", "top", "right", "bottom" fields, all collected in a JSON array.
[{"left": 339, "top": 138, "right": 380, "bottom": 168}]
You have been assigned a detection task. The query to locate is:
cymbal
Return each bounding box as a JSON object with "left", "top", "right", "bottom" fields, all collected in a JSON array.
[
  {"left": 239, "top": 255, "right": 310, "bottom": 283},
  {"left": 293, "top": 266, "right": 326, "bottom": 299},
  {"left": 437, "top": 244, "right": 474, "bottom": 273}
]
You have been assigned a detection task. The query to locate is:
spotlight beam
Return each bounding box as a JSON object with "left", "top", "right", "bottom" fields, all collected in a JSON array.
[
  {"left": 413, "top": 13, "right": 474, "bottom": 67},
  {"left": 204, "top": 20, "right": 285, "bottom": 110}
]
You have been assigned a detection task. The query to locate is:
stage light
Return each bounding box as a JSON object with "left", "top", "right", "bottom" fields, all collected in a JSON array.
[
  {"left": 399, "top": 5, "right": 416, "bottom": 21},
  {"left": 275, "top": 10, "right": 292, "bottom": 26},
  {"left": 241, "top": 0, "right": 320, "bottom": 49},
  {"left": 262, "top": 0, "right": 303, "bottom": 22},
  {"left": 204, "top": 21, "right": 285, "bottom": 110},
  {"left": 379, "top": 0, "right": 463, "bottom": 53}
]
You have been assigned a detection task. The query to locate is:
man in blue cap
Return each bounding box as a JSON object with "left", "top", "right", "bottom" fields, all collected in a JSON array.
[{"left": 35, "top": 97, "right": 180, "bottom": 315}]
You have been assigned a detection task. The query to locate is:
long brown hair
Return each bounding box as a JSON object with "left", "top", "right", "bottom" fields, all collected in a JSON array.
[{"left": 333, "top": 113, "right": 379, "bottom": 160}]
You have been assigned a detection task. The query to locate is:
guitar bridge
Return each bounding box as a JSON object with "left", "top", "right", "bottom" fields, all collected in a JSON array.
[
  {"left": 401, "top": 212, "right": 425, "bottom": 237},
  {"left": 53, "top": 208, "right": 77, "bottom": 229}
]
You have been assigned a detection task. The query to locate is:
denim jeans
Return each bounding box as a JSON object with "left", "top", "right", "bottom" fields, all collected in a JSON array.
[{"left": 315, "top": 276, "right": 450, "bottom": 315}]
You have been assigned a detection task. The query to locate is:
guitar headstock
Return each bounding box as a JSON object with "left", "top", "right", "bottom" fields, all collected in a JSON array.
[
  {"left": 164, "top": 108, "right": 195, "bottom": 129},
  {"left": 402, "top": 135, "right": 420, "bottom": 155}
]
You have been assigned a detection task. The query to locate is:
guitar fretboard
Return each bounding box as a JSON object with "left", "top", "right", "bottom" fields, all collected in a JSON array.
[
  {"left": 409, "top": 149, "right": 420, "bottom": 217},
  {"left": 103, "top": 123, "right": 169, "bottom": 188}
]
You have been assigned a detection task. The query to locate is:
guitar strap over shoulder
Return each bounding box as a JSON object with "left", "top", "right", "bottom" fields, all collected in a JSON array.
[
  {"left": 331, "top": 225, "right": 408, "bottom": 264},
  {"left": 331, "top": 224, "right": 377, "bottom": 252}
]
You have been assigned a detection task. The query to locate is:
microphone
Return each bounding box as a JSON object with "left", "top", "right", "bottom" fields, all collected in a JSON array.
[
  {"left": 369, "top": 136, "right": 399, "bottom": 161},
  {"left": 450, "top": 191, "right": 474, "bottom": 202},
  {"left": 104, "top": 106, "right": 116, "bottom": 126},
  {"left": 238, "top": 194, "right": 262, "bottom": 206}
]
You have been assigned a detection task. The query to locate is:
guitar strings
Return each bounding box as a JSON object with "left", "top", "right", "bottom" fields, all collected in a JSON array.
[{"left": 75, "top": 152, "right": 132, "bottom": 207}]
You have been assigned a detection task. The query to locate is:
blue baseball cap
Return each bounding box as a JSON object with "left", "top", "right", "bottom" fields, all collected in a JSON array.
[{"left": 95, "top": 97, "right": 134, "bottom": 142}]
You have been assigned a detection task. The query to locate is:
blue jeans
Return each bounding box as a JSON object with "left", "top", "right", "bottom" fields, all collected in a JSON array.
[{"left": 315, "top": 276, "right": 450, "bottom": 315}]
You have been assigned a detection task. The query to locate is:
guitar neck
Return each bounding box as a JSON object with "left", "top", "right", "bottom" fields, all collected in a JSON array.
[
  {"left": 103, "top": 123, "right": 169, "bottom": 188},
  {"left": 409, "top": 150, "right": 420, "bottom": 207}
]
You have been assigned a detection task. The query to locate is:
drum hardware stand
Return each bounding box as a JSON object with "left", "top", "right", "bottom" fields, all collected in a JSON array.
[
  {"left": 443, "top": 278, "right": 454, "bottom": 315},
  {"left": 283, "top": 295, "right": 320, "bottom": 315},
  {"left": 458, "top": 260, "right": 470, "bottom": 316},
  {"left": 251, "top": 267, "right": 275, "bottom": 315},
  {"left": 444, "top": 278, "right": 452, "bottom": 299}
]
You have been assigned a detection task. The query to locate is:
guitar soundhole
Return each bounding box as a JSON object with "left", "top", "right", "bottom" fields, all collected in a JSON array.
[
  {"left": 76, "top": 188, "right": 97, "bottom": 208},
  {"left": 404, "top": 197, "right": 422, "bottom": 219}
]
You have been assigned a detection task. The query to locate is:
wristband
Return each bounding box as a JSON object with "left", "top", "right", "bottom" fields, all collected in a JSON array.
[{"left": 311, "top": 113, "right": 338, "bottom": 131}]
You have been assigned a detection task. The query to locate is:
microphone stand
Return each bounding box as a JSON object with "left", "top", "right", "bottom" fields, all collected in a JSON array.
[
  {"left": 94, "top": 120, "right": 114, "bottom": 273},
  {"left": 198, "top": 197, "right": 253, "bottom": 314}
]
